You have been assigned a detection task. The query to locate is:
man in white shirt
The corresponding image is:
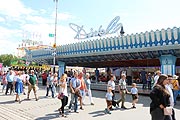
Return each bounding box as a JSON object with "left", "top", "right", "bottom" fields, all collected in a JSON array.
[
  {"left": 46, "top": 72, "right": 55, "bottom": 98},
  {"left": 117, "top": 74, "right": 128, "bottom": 109},
  {"left": 152, "top": 70, "right": 161, "bottom": 88},
  {"left": 5, "top": 70, "right": 15, "bottom": 95},
  {"left": 85, "top": 73, "right": 94, "bottom": 105},
  {"left": 165, "top": 75, "right": 176, "bottom": 120}
]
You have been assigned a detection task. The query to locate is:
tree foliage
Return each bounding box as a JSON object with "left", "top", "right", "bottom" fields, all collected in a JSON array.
[{"left": 0, "top": 54, "right": 18, "bottom": 66}]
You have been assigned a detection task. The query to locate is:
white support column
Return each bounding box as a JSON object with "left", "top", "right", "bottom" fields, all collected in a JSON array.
[
  {"left": 159, "top": 54, "right": 176, "bottom": 75},
  {"left": 58, "top": 61, "right": 65, "bottom": 78}
]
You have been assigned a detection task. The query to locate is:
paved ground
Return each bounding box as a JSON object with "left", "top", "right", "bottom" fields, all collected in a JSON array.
[{"left": 0, "top": 85, "right": 180, "bottom": 120}]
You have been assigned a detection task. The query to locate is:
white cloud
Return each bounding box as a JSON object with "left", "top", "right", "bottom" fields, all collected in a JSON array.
[
  {"left": 0, "top": 26, "right": 21, "bottom": 55},
  {"left": 51, "top": 12, "right": 74, "bottom": 21},
  {"left": 0, "top": 0, "right": 76, "bottom": 55},
  {"left": 0, "top": 39, "right": 18, "bottom": 55},
  {"left": 25, "top": 15, "right": 53, "bottom": 24},
  {"left": 58, "top": 13, "right": 74, "bottom": 21},
  {"left": 40, "top": 9, "right": 47, "bottom": 14},
  {"left": 0, "top": 27, "right": 19, "bottom": 40},
  {"left": 56, "top": 25, "right": 78, "bottom": 45},
  {"left": 0, "top": 17, "right": 5, "bottom": 22},
  {"left": 0, "top": 0, "right": 34, "bottom": 18}
]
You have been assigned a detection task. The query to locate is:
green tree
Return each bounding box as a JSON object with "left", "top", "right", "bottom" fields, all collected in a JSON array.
[{"left": 0, "top": 54, "right": 18, "bottom": 66}]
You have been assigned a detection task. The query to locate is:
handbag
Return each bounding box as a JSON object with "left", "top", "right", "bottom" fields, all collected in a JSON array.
[
  {"left": 164, "top": 107, "right": 172, "bottom": 115},
  {"left": 58, "top": 92, "right": 64, "bottom": 99},
  {"left": 74, "top": 89, "right": 82, "bottom": 98}
]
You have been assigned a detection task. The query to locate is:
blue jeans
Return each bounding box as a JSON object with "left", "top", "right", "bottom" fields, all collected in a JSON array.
[
  {"left": 69, "top": 93, "right": 78, "bottom": 112},
  {"left": 80, "top": 89, "right": 86, "bottom": 103},
  {"left": 173, "top": 90, "right": 179, "bottom": 104},
  {"left": 46, "top": 85, "right": 54, "bottom": 98},
  {"left": 60, "top": 96, "right": 68, "bottom": 114}
]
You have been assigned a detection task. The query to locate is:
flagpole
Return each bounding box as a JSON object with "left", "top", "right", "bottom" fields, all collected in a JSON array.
[
  {"left": 54, "top": 0, "right": 58, "bottom": 47},
  {"left": 53, "top": 0, "right": 58, "bottom": 73}
]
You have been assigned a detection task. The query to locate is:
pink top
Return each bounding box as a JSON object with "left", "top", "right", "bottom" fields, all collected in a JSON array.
[{"left": 2, "top": 75, "right": 7, "bottom": 84}]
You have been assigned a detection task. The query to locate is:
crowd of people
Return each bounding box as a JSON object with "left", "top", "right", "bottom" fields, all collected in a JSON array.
[
  {"left": 0, "top": 69, "right": 39, "bottom": 103},
  {"left": 0, "top": 69, "right": 96, "bottom": 118},
  {"left": 0, "top": 68, "right": 179, "bottom": 119}
]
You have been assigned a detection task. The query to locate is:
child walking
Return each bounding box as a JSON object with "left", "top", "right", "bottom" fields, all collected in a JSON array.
[
  {"left": 104, "top": 87, "right": 113, "bottom": 114},
  {"left": 130, "top": 83, "right": 138, "bottom": 108}
]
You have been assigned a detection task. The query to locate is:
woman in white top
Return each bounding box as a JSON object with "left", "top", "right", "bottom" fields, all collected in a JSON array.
[
  {"left": 85, "top": 73, "right": 94, "bottom": 105},
  {"left": 53, "top": 73, "right": 58, "bottom": 96},
  {"left": 152, "top": 70, "right": 161, "bottom": 88},
  {"left": 14, "top": 71, "right": 23, "bottom": 103},
  {"left": 58, "top": 73, "right": 68, "bottom": 117}
]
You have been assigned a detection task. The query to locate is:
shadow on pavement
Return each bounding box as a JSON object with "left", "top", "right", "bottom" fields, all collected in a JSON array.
[
  {"left": 35, "top": 109, "right": 72, "bottom": 120},
  {"left": 0, "top": 100, "right": 16, "bottom": 104},
  {"left": 89, "top": 110, "right": 107, "bottom": 117},
  {"left": 88, "top": 107, "right": 133, "bottom": 118},
  {"left": 35, "top": 113, "right": 60, "bottom": 120},
  {"left": 38, "top": 95, "right": 50, "bottom": 99},
  {"left": 89, "top": 106, "right": 135, "bottom": 117}
]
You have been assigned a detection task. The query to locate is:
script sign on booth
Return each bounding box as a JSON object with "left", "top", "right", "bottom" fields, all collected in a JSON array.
[{"left": 69, "top": 16, "right": 123, "bottom": 40}]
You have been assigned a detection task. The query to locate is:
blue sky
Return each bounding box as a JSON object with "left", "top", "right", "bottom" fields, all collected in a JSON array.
[{"left": 0, "top": 0, "right": 180, "bottom": 55}]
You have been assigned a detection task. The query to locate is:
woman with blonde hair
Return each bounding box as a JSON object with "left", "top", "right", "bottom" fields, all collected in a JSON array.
[
  {"left": 53, "top": 73, "right": 58, "bottom": 96},
  {"left": 14, "top": 71, "right": 24, "bottom": 103},
  {"left": 58, "top": 73, "right": 68, "bottom": 117}
]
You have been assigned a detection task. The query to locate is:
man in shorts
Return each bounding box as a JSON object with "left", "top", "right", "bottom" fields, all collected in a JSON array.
[{"left": 27, "top": 70, "right": 38, "bottom": 101}]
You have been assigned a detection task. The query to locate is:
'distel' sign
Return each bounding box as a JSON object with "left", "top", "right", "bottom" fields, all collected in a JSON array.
[{"left": 69, "top": 16, "right": 123, "bottom": 40}]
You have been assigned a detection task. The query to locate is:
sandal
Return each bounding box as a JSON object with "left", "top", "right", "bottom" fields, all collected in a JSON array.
[
  {"left": 58, "top": 108, "right": 62, "bottom": 114},
  {"left": 61, "top": 114, "right": 67, "bottom": 118}
]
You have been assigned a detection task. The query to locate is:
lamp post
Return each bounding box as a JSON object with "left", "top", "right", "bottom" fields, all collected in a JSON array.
[
  {"left": 120, "top": 26, "right": 125, "bottom": 36},
  {"left": 54, "top": 0, "right": 58, "bottom": 47},
  {"left": 52, "top": 0, "right": 58, "bottom": 73}
]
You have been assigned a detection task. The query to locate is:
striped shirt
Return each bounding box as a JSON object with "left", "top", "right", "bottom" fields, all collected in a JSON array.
[{"left": 119, "top": 79, "right": 127, "bottom": 90}]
